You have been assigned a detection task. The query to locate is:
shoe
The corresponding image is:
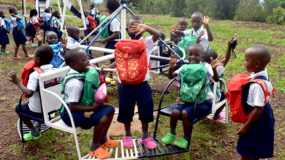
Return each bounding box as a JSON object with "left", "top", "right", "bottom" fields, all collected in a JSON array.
[
  {"left": 122, "top": 136, "right": 134, "bottom": 148},
  {"left": 213, "top": 113, "right": 225, "bottom": 122},
  {"left": 139, "top": 137, "right": 157, "bottom": 149},
  {"left": 175, "top": 82, "right": 181, "bottom": 88},
  {"left": 173, "top": 138, "right": 188, "bottom": 149},
  {"left": 161, "top": 132, "right": 177, "bottom": 144},
  {"left": 89, "top": 147, "right": 110, "bottom": 159},
  {"left": 26, "top": 43, "right": 30, "bottom": 47},
  {"left": 23, "top": 132, "right": 41, "bottom": 141},
  {"left": 101, "top": 139, "right": 119, "bottom": 148},
  {"left": 31, "top": 44, "right": 38, "bottom": 48},
  {"left": 3, "top": 51, "right": 9, "bottom": 54},
  {"left": 25, "top": 55, "right": 34, "bottom": 60},
  {"left": 13, "top": 56, "right": 22, "bottom": 60}
]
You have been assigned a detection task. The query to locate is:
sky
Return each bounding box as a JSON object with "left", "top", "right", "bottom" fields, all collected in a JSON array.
[{"left": 92, "top": 0, "right": 103, "bottom": 3}]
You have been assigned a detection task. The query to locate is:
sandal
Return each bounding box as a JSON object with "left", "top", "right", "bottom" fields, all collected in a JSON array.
[
  {"left": 13, "top": 56, "right": 22, "bottom": 60},
  {"left": 161, "top": 132, "right": 177, "bottom": 144},
  {"left": 173, "top": 138, "right": 188, "bottom": 149},
  {"left": 139, "top": 137, "right": 157, "bottom": 149},
  {"left": 89, "top": 147, "right": 110, "bottom": 159},
  {"left": 25, "top": 55, "right": 34, "bottom": 60},
  {"left": 101, "top": 139, "right": 119, "bottom": 148},
  {"left": 23, "top": 132, "right": 41, "bottom": 141},
  {"left": 122, "top": 136, "right": 134, "bottom": 148}
]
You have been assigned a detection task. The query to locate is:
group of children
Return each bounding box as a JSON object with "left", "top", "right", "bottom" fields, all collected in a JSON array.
[{"left": 8, "top": 0, "right": 275, "bottom": 159}]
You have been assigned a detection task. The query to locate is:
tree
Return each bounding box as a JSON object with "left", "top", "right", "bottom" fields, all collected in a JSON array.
[{"left": 266, "top": 6, "right": 285, "bottom": 24}]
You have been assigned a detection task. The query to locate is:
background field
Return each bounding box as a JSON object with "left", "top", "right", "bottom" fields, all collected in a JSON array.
[{"left": 0, "top": 2, "right": 284, "bottom": 160}]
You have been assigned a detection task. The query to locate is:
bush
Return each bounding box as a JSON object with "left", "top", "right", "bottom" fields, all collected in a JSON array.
[{"left": 266, "top": 6, "right": 285, "bottom": 25}]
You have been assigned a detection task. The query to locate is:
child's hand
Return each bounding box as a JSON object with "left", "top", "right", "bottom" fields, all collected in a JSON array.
[
  {"left": 84, "top": 111, "right": 94, "bottom": 118},
  {"left": 228, "top": 34, "right": 238, "bottom": 47},
  {"left": 130, "top": 23, "right": 147, "bottom": 36},
  {"left": 100, "top": 38, "right": 107, "bottom": 43},
  {"left": 196, "top": 32, "right": 205, "bottom": 43},
  {"left": 9, "top": 73, "right": 20, "bottom": 85},
  {"left": 169, "top": 55, "right": 178, "bottom": 69},
  {"left": 202, "top": 16, "right": 211, "bottom": 26},
  {"left": 236, "top": 124, "right": 248, "bottom": 135},
  {"left": 210, "top": 55, "right": 225, "bottom": 69},
  {"left": 60, "top": 38, "right": 67, "bottom": 48}
]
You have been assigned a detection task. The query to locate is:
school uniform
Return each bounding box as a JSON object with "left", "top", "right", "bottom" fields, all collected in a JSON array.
[
  {"left": 28, "top": 16, "right": 39, "bottom": 38},
  {"left": 49, "top": 44, "right": 65, "bottom": 68},
  {"left": 66, "top": 36, "right": 80, "bottom": 50},
  {"left": 184, "top": 27, "right": 209, "bottom": 51},
  {"left": 90, "top": 8, "right": 100, "bottom": 25},
  {"left": 41, "top": 12, "right": 52, "bottom": 31},
  {"left": 15, "top": 64, "right": 54, "bottom": 117},
  {"left": 237, "top": 69, "right": 275, "bottom": 159},
  {"left": 117, "top": 36, "right": 155, "bottom": 124},
  {"left": 10, "top": 15, "right": 27, "bottom": 46},
  {"left": 104, "top": 18, "right": 120, "bottom": 62},
  {"left": 173, "top": 62, "right": 214, "bottom": 121},
  {"left": 60, "top": 69, "right": 114, "bottom": 129},
  {"left": 50, "top": 17, "right": 62, "bottom": 41},
  {"left": 0, "top": 18, "right": 9, "bottom": 45},
  {"left": 213, "top": 65, "right": 225, "bottom": 102}
]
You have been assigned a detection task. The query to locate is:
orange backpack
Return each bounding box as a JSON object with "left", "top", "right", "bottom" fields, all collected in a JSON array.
[
  {"left": 114, "top": 39, "right": 148, "bottom": 85},
  {"left": 226, "top": 74, "right": 271, "bottom": 123},
  {"left": 87, "top": 16, "right": 97, "bottom": 30}
]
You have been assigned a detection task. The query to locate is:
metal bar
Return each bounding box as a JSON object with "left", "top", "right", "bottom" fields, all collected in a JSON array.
[
  {"left": 133, "top": 139, "right": 138, "bottom": 157},
  {"left": 78, "top": 0, "right": 86, "bottom": 30},
  {"left": 120, "top": 140, "right": 124, "bottom": 158},
  {"left": 137, "top": 139, "right": 143, "bottom": 157}
]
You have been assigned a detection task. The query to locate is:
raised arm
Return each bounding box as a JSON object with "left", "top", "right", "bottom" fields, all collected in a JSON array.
[
  {"left": 168, "top": 56, "right": 178, "bottom": 79},
  {"left": 203, "top": 16, "right": 213, "bottom": 41},
  {"left": 224, "top": 34, "right": 238, "bottom": 67},
  {"left": 130, "top": 23, "right": 161, "bottom": 42},
  {"left": 211, "top": 55, "right": 226, "bottom": 82}
]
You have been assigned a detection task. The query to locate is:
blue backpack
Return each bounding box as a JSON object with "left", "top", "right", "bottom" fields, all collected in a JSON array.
[
  {"left": 0, "top": 18, "right": 11, "bottom": 32},
  {"left": 15, "top": 14, "right": 25, "bottom": 29}
]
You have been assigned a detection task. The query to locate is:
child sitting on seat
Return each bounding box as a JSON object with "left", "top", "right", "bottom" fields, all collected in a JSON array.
[
  {"left": 46, "top": 31, "right": 67, "bottom": 68},
  {"left": 60, "top": 48, "right": 118, "bottom": 159},
  {"left": 0, "top": 11, "right": 10, "bottom": 54},
  {"left": 66, "top": 26, "right": 82, "bottom": 50},
  {"left": 50, "top": 11, "right": 62, "bottom": 41},
  {"left": 9, "top": 46, "right": 54, "bottom": 141},
  {"left": 236, "top": 46, "right": 274, "bottom": 160},
  {"left": 161, "top": 43, "right": 225, "bottom": 149}
]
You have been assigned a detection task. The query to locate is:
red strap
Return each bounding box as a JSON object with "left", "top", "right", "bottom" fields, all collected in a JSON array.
[{"left": 252, "top": 79, "right": 269, "bottom": 103}]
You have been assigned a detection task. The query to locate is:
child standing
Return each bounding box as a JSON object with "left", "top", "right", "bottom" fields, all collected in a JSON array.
[
  {"left": 27, "top": 9, "right": 43, "bottom": 47},
  {"left": 90, "top": 3, "right": 100, "bottom": 26},
  {"left": 236, "top": 46, "right": 274, "bottom": 159},
  {"left": 161, "top": 43, "right": 225, "bottom": 149},
  {"left": 9, "top": 46, "right": 54, "bottom": 141},
  {"left": 60, "top": 49, "right": 118, "bottom": 159},
  {"left": 9, "top": 7, "right": 33, "bottom": 60},
  {"left": 0, "top": 11, "right": 10, "bottom": 54},
  {"left": 41, "top": 8, "right": 53, "bottom": 42},
  {"left": 50, "top": 11, "right": 62, "bottom": 41}
]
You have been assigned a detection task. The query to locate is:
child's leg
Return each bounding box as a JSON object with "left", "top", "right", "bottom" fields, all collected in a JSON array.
[
  {"left": 124, "top": 123, "right": 132, "bottom": 136},
  {"left": 21, "top": 44, "right": 29, "bottom": 57},
  {"left": 181, "top": 110, "right": 192, "bottom": 139},
  {"left": 14, "top": 45, "right": 20, "bottom": 57},
  {"left": 100, "top": 112, "right": 114, "bottom": 143},
  {"left": 1, "top": 44, "right": 6, "bottom": 52},
  {"left": 92, "top": 115, "right": 109, "bottom": 147},
  {"left": 170, "top": 109, "right": 181, "bottom": 134}
]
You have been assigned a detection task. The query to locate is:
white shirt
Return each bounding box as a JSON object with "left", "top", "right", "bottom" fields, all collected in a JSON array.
[
  {"left": 52, "top": 17, "right": 62, "bottom": 29},
  {"left": 91, "top": 8, "right": 99, "bottom": 17},
  {"left": 64, "top": 69, "right": 84, "bottom": 104},
  {"left": 0, "top": 18, "right": 5, "bottom": 28},
  {"left": 110, "top": 18, "right": 120, "bottom": 33},
  {"left": 247, "top": 69, "right": 273, "bottom": 107},
  {"left": 30, "top": 16, "right": 39, "bottom": 24},
  {"left": 10, "top": 16, "right": 18, "bottom": 27},
  {"left": 67, "top": 36, "right": 80, "bottom": 49},
  {"left": 184, "top": 27, "right": 209, "bottom": 51},
  {"left": 213, "top": 65, "right": 225, "bottom": 102},
  {"left": 27, "top": 64, "right": 54, "bottom": 113},
  {"left": 42, "top": 12, "right": 52, "bottom": 21}
]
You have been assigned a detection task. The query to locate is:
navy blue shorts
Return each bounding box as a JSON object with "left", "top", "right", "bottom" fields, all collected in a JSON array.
[
  {"left": 117, "top": 81, "right": 154, "bottom": 123},
  {"left": 13, "top": 28, "right": 27, "bottom": 45},
  {"left": 0, "top": 29, "right": 9, "bottom": 45},
  {"left": 15, "top": 102, "right": 43, "bottom": 118},
  {"left": 60, "top": 104, "right": 114, "bottom": 129},
  {"left": 174, "top": 100, "right": 212, "bottom": 122}
]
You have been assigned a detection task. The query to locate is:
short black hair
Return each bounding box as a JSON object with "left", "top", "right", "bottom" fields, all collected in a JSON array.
[
  {"left": 203, "top": 50, "right": 218, "bottom": 63},
  {"left": 191, "top": 11, "right": 203, "bottom": 19},
  {"left": 52, "top": 11, "right": 60, "bottom": 18},
  {"left": 188, "top": 43, "right": 204, "bottom": 53},
  {"left": 90, "top": 3, "right": 95, "bottom": 9},
  {"left": 127, "top": 15, "right": 144, "bottom": 25},
  {"left": 0, "top": 11, "right": 4, "bottom": 17},
  {"left": 67, "top": 26, "right": 79, "bottom": 35},
  {"left": 35, "top": 46, "right": 54, "bottom": 64},
  {"left": 9, "top": 7, "right": 16, "bottom": 14},
  {"left": 44, "top": 8, "right": 50, "bottom": 13},
  {"left": 107, "top": 0, "right": 120, "bottom": 12},
  {"left": 64, "top": 48, "right": 81, "bottom": 66},
  {"left": 30, "top": 9, "right": 38, "bottom": 17}
]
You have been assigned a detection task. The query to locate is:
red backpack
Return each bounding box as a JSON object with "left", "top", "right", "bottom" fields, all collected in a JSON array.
[
  {"left": 87, "top": 16, "right": 97, "bottom": 30},
  {"left": 30, "top": 17, "right": 42, "bottom": 29},
  {"left": 114, "top": 39, "right": 148, "bottom": 85},
  {"left": 226, "top": 74, "right": 271, "bottom": 123}
]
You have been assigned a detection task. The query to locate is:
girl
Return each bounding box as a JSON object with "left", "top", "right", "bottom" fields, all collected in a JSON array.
[
  {"left": 27, "top": 9, "right": 43, "bottom": 47},
  {"left": 0, "top": 11, "right": 10, "bottom": 54},
  {"left": 50, "top": 11, "right": 63, "bottom": 41},
  {"left": 9, "top": 7, "right": 32, "bottom": 60}
]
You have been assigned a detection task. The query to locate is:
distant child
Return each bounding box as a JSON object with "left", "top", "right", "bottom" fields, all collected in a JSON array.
[
  {"left": 41, "top": 8, "right": 53, "bottom": 42},
  {"left": 161, "top": 43, "right": 225, "bottom": 149},
  {"left": 105, "top": 15, "right": 161, "bottom": 149},
  {"left": 89, "top": 3, "right": 100, "bottom": 26},
  {"left": 27, "top": 9, "right": 43, "bottom": 47},
  {"left": 84, "top": 10, "right": 97, "bottom": 37},
  {"left": 61, "top": 48, "right": 118, "bottom": 159},
  {"left": 236, "top": 46, "right": 274, "bottom": 160},
  {"left": 9, "top": 46, "right": 54, "bottom": 141},
  {"left": 9, "top": 7, "right": 33, "bottom": 60},
  {"left": 46, "top": 31, "right": 67, "bottom": 68},
  {"left": 50, "top": 11, "right": 62, "bottom": 41},
  {"left": 0, "top": 11, "right": 10, "bottom": 54},
  {"left": 66, "top": 26, "right": 81, "bottom": 49}
]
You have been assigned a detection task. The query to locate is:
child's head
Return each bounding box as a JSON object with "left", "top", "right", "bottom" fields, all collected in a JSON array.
[
  {"left": 44, "top": 8, "right": 50, "bottom": 13},
  {"left": 106, "top": 0, "right": 120, "bottom": 14},
  {"left": 178, "top": 17, "right": 188, "bottom": 31},
  {"left": 187, "top": 43, "right": 204, "bottom": 64},
  {"left": 46, "top": 31, "right": 58, "bottom": 44},
  {"left": 0, "top": 11, "right": 4, "bottom": 18},
  {"left": 67, "top": 26, "right": 80, "bottom": 40},
  {"left": 65, "top": 48, "right": 90, "bottom": 73},
  {"left": 9, "top": 7, "right": 17, "bottom": 14},
  {"left": 30, "top": 9, "right": 38, "bottom": 17},
  {"left": 159, "top": 31, "right": 166, "bottom": 40},
  {"left": 244, "top": 46, "right": 271, "bottom": 73},
  {"left": 84, "top": 10, "right": 89, "bottom": 17},
  {"left": 191, "top": 11, "right": 203, "bottom": 31},
  {"left": 127, "top": 15, "right": 144, "bottom": 40},
  {"left": 203, "top": 50, "right": 218, "bottom": 64},
  {"left": 34, "top": 46, "right": 54, "bottom": 66},
  {"left": 90, "top": 3, "right": 95, "bottom": 9},
  {"left": 170, "top": 31, "right": 184, "bottom": 44},
  {"left": 52, "top": 11, "right": 60, "bottom": 18}
]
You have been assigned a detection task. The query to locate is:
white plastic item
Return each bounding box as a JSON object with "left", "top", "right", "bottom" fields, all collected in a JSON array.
[{"left": 95, "top": 83, "right": 107, "bottom": 104}]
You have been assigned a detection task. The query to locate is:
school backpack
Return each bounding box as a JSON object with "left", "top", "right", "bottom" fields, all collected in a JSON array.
[
  {"left": 30, "top": 17, "right": 42, "bottom": 29},
  {"left": 61, "top": 67, "right": 100, "bottom": 106},
  {"left": 0, "top": 18, "right": 11, "bottom": 32},
  {"left": 15, "top": 14, "right": 25, "bottom": 29},
  {"left": 179, "top": 63, "right": 208, "bottom": 104},
  {"left": 114, "top": 39, "right": 148, "bottom": 85},
  {"left": 226, "top": 74, "right": 271, "bottom": 123},
  {"left": 87, "top": 16, "right": 97, "bottom": 30},
  {"left": 99, "top": 15, "right": 120, "bottom": 39}
]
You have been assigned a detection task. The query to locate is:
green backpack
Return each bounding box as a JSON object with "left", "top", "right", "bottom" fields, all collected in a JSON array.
[
  {"left": 61, "top": 68, "right": 99, "bottom": 107},
  {"left": 179, "top": 63, "right": 208, "bottom": 104},
  {"left": 99, "top": 15, "right": 120, "bottom": 39}
]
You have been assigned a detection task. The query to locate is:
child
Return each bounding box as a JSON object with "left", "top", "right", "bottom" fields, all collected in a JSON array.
[
  {"left": 66, "top": 26, "right": 81, "bottom": 50},
  {"left": 90, "top": 3, "right": 100, "bottom": 26},
  {"left": 0, "top": 11, "right": 10, "bottom": 54},
  {"left": 105, "top": 15, "right": 161, "bottom": 149},
  {"left": 27, "top": 9, "right": 43, "bottom": 47},
  {"left": 9, "top": 46, "right": 54, "bottom": 141},
  {"left": 50, "top": 11, "right": 62, "bottom": 41},
  {"left": 41, "top": 8, "right": 53, "bottom": 42},
  {"left": 161, "top": 43, "right": 225, "bottom": 149},
  {"left": 236, "top": 46, "right": 274, "bottom": 160},
  {"left": 46, "top": 31, "right": 67, "bottom": 68},
  {"left": 60, "top": 48, "right": 118, "bottom": 159},
  {"left": 84, "top": 10, "right": 97, "bottom": 37},
  {"left": 9, "top": 7, "right": 33, "bottom": 60}
]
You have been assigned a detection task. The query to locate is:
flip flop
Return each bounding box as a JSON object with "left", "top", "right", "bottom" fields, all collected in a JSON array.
[{"left": 89, "top": 147, "right": 110, "bottom": 159}]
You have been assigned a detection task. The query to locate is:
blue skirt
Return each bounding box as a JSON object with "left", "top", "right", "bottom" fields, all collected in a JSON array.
[
  {"left": 237, "top": 103, "right": 275, "bottom": 158},
  {"left": 0, "top": 29, "right": 9, "bottom": 45},
  {"left": 12, "top": 28, "right": 27, "bottom": 45}
]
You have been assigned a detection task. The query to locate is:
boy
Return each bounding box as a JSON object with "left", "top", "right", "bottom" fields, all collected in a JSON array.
[
  {"left": 66, "top": 26, "right": 81, "bottom": 49},
  {"left": 104, "top": 15, "right": 161, "bottom": 149},
  {"left": 237, "top": 46, "right": 274, "bottom": 159},
  {"left": 90, "top": 3, "right": 100, "bottom": 25},
  {"left": 161, "top": 43, "right": 225, "bottom": 149},
  {"left": 0, "top": 11, "right": 10, "bottom": 54},
  {"left": 50, "top": 11, "right": 62, "bottom": 41},
  {"left": 61, "top": 49, "right": 118, "bottom": 159},
  {"left": 9, "top": 46, "right": 54, "bottom": 141}
]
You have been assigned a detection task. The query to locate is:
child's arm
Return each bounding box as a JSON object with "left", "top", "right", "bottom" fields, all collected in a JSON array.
[
  {"left": 60, "top": 39, "right": 67, "bottom": 55},
  {"left": 11, "top": 13, "right": 21, "bottom": 21},
  {"left": 100, "top": 31, "right": 120, "bottom": 44},
  {"left": 223, "top": 34, "right": 238, "bottom": 67},
  {"left": 210, "top": 55, "right": 226, "bottom": 82},
  {"left": 1, "top": 25, "right": 9, "bottom": 33},
  {"left": 9, "top": 73, "right": 34, "bottom": 97},
  {"left": 168, "top": 56, "right": 178, "bottom": 79},
  {"left": 68, "top": 102, "right": 101, "bottom": 112},
  {"left": 103, "top": 62, "right": 116, "bottom": 69},
  {"left": 202, "top": 16, "right": 213, "bottom": 41},
  {"left": 130, "top": 23, "right": 161, "bottom": 42}
]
